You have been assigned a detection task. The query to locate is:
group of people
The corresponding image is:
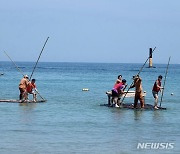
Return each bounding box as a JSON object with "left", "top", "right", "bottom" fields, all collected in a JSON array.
[
  {"left": 18, "top": 75, "right": 38, "bottom": 102},
  {"left": 111, "top": 75, "right": 127, "bottom": 107},
  {"left": 111, "top": 74, "right": 164, "bottom": 109}
]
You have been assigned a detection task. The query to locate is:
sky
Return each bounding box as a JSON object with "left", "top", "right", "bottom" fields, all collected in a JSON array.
[{"left": 0, "top": 0, "right": 180, "bottom": 64}]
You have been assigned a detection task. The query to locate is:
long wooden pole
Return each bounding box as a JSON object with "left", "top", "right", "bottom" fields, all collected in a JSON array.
[
  {"left": 4, "top": 51, "right": 24, "bottom": 76},
  {"left": 29, "top": 37, "right": 49, "bottom": 80},
  {"left": 160, "top": 56, "right": 171, "bottom": 107},
  {"left": 120, "top": 47, "right": 156, "bottom": 104},
  {"left": 137, "top": 47, "right": 156, "bottom": 76},
  {"left": 34, "top": 89, "right": 45, "bottom": 100},
  {"left": 4, "top": 51, "right": 46, "bottom": 101}
]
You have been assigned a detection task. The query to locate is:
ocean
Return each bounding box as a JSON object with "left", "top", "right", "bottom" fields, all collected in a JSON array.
[{"left": 0, "top": 62, "right": 179, "bottom": 154}]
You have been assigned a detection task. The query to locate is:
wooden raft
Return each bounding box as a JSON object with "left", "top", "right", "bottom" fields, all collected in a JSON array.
[
  {"left": 100, "top": 103, "right": 166, "bottom": 110},
  {"left": 106, "top": 90, "right": 146, "bottom": 106},
  {"left": 0, "top": 99, "right": 46, "bottom": 103}
]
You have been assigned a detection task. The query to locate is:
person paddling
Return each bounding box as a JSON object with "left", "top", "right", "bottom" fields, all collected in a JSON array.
[
  {"left": 19, "top": 75, "right": 29, "bottom": 101},
  {"left": 130, "top": 75, "right": 145, "bottom": 109},
  {"left": 27, "top": 79, "right": 38, "bottom": 102},
  {"left": 152, "top": 75, "right": 164, "bottom": 109}
]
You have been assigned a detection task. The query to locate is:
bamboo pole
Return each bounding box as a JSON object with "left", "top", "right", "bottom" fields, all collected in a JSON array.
[
  {"left": 120, "top": 47, "right": 156, "bottom": 104},
  {"left": 160, "top": 56, "right": 171, "bottom": 107},
  {"left": 29, "top": 37, "right": 49, "bottom": 80}
]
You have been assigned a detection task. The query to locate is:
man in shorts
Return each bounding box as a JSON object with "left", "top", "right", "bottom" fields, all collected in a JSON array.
[
  {"left": 27, "top": 79, "right": 38, "bottom": 102},
  {"left": 19, "top": 75, "right": 29, "bottom": 101},
  {"left": 152, "top": 75, "right": 163, "bottom": 109},
  {"left": 130, "top": 75, "right": 145, "bottom": 109}
]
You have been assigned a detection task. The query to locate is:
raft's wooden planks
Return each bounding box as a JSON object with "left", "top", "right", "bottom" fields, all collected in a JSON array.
[
  {"left": 100, "top": 103, "right": 166, "bottom": 110},
  {"left": 106, "top": 90, "right": 146, "bottom": 97},
  {"left": 0, "top": 99, "right": 46, "bottom": 103},
  {"left": 106, "top": 91, "right": 146, "bottom": 106}
]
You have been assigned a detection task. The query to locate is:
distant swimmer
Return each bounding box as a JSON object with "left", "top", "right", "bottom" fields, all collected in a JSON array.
[
  {"left": 152, "top": 75, "right": 164, "bottom": 109},
  {"left": 130, "top": 75, "right": 145, "bottom": 109},
  {"left": 27, "top": 79, "right": 38, "bottom": 102},
  {"left": 19, "top": 75, "right": 29, "bottom": 101}
]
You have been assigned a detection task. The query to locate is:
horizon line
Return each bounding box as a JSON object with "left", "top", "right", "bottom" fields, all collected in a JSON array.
[{"left": 0, "top": 60, "right": 179, "bottom": 65}]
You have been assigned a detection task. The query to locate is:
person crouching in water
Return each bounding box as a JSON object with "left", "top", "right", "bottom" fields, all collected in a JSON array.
[
  {"left": 27, "top": 79, "right": 38, "bottom": 102},
  {"left": 111, "top": 79, "right": 127, "bottom": 108},
  {"left": 152, "top": 75, "right": 163, "bottom": 109},
  {"left": 19, "top": 75, "right": 29, "bottom": 101},
  {"left": 130, "top": 75, "right": 145, "bottom": 109}
]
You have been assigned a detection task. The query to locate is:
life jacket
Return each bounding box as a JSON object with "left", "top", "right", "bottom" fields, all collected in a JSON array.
[
  {"left": 152, "top": 79, "right": 161, "bottom": 92},
  {"left": 27, "top": 82, "right": 36, "bottom": 93}
]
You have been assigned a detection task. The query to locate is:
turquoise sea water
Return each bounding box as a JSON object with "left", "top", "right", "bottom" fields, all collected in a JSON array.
[{"left": 0, "top": 62, "right": 180, "bottom": 154}]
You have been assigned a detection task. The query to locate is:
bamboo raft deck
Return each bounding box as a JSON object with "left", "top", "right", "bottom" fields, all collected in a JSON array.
[
  {"left": 105, "top": 90, "right": 166, "bottom": 110},
  {"left": 100, "top": 103, "right": 166, "bottom": 110},
  {"left": 106, "top": 90, "right": 146, "bottom": 97},
  {"left": 0, "top": 99, "right": 46, "bottom": 103},
  {"left": 106, "top": 90, "right": 146, "bottom": 106}
]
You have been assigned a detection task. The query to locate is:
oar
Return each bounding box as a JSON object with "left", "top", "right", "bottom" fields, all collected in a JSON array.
[
  {"left": 137, "top": 47, "right": 156, "bottom": 76},
  {"left": 120, "top": 47, "right": 156, "bottom": 104},
  {"left": 34, "top": 89, "right": 45, "bottom": 101},
  {"left": 29, "top": 37, "right": 49, "bottom": 80},
  {"left": 160, "top": 56, "right": 171, "bottom": 107},
  {"left": 4, "top": 51, "right": 24, "bottom": 76},
  {"left": 4, "top": 51, "right": 46, "bottom": 100}
]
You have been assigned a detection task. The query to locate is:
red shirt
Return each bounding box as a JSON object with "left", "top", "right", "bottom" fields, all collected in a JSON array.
[
  {"left": 113, "top": 82, "right": 123, "bottom": 93},
  {"left": 152, "top": 79, "right": 161, "bottom": 92},
  {"left": 27, "top": 82, "right": 36, "bottom": 93}
]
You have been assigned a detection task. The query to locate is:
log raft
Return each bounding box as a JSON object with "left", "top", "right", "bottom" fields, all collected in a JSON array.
[
  {"left": 105, "top": 91, "right": 166, "bottom": 110},
  {"left": 0, "top": 99, "right": 46, "bottom": 103},
  {"left": 100, "top": 103, "right": 166, "bottom": 110},
  {"left": 106, "top": 90, "right": 146, "bottom": 106}
]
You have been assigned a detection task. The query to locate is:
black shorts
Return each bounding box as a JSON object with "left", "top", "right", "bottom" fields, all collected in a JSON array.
[{"left": 112, "top": 90, "right": 119, "bottom": 97}]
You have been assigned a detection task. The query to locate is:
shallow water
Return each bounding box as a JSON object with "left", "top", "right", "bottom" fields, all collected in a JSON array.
[{"left": 0, "top": 62, "right": 179, "bottom": 154}]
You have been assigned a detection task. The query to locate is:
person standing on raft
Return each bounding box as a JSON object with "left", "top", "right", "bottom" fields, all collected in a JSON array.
[
  {"left": 152, "top": 75, "right": 164, "bottom": 109},
  {"left": 111, "top": 79, "right": 127, "bottom": 107},
  {"left": 27, "top": 79, "right": 38, "bottom": 102},
  {"left": 130, "top": 75, "right": 145, "bottom": 109},
  {"left": 114, "top": 74, "right": 122, "bottom": 85},
  {"left": 19, "top": 75, "right": 29, "bottom": 101}
]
